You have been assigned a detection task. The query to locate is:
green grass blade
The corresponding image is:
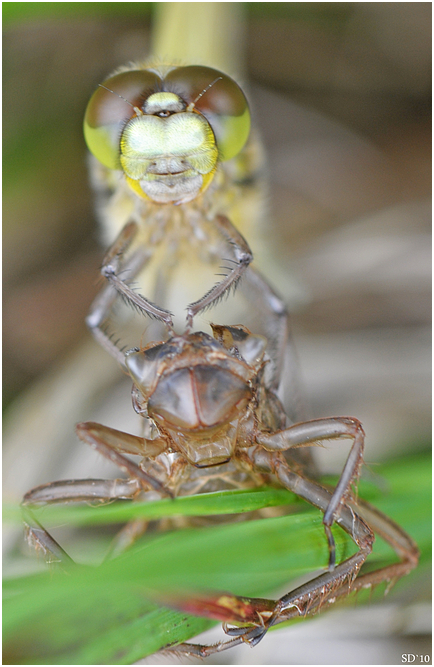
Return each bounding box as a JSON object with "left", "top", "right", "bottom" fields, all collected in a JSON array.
[
  {"left": 4, "top": 451, "right": 430, "bottom": 664},
  {"left": 4, "top": 486, "right": 300, "bottom": 527},
  {"left": 4, "top": 508, "right": 351, "bottom": 664}
]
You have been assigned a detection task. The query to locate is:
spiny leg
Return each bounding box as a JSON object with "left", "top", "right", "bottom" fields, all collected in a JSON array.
[
  {"left": 166, "top": 553, "right": 370, "bottom": 659},
  {"left": 88, "top": 216, "right": 302, "bottom": 415},
  {"left": 166, "top": 545, "right": 368, "bottom": 658},
  {"left": 345, "top": 497, "right": 419, "bottom": 590},
  {"left": 22, "top": 477, "right": 142, "bottom": 565},
  {"left": 90, "top": 215, "right": 252, "bottom": 345},
  {"left": 172, "top": 519, "right": 417, "bottom": 662},
  {"left": 75, "top": 422, "right": 171, "bottom": 497},
  {"left": 169, "top": 450, "right": 419, "bottom": 658},
  {"left": 166, "top": 453, "right": 374, "bottom": 658},
  {"left": 186, "top": 216, "right": 302, "bottom": 413},
  {"left": 86, "top": 221, "right": 174, "bottom": 365},
  {"left": 252, "top": 450, "right": 418, "bottom": 627},
  {"left": 256, "top": 417, "right": 365, "bottom": 569},
  {"left": 186, "top": 214, "right": 253, "bottom": 326},
  {"left": 250, "top": 490, "right": 420, "bottom": 637},
  {"left": 22, "top": 422, "right": 172, "bottom": 563},
  {"left": 239, "top": 267, "right": 290, "bottom": 391}
]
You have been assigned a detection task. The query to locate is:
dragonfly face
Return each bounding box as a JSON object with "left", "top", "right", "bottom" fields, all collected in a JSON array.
[
  {"left": 84, "top": 65, "right": 251, "bottom": 205},
  {"left": 125, "top": 328, "right": 266, "bottom": 466}
]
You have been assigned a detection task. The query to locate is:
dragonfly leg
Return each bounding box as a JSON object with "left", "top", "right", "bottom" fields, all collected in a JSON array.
[
  {"left": 22, "top": 422, "right": 172, "bottom": 564},
  {"left": 87, "top": 221, "right": 174, "bottom": 364},
  {"left": 239, "top": 267, "right": 289, "bottom": 389},
  {"left": 345, "top": 497, "right": 419, "bottom": 591},
  {"left": 21, "top": 477, "right": 141, "bottom": 565},
  {"left": 256, "top": 417, "right": 365, "bottom": 569},
  {"left": 251, "top": 467, "right": 419, "bottom": 630},
  {"left": 165, "top": 456, "right": 374, "bottom": 658},
  {"left": 186, "top": 214, "right": 252, "bottom": 326},
  {"left": 75, "top": 422, "right": 172, "bottom": 497},
  {"left": 240, "top": 266, "right": 309, "bottom": 428},
  {"left": 171, "top": 489, "right": 419, "bottom": 659}
]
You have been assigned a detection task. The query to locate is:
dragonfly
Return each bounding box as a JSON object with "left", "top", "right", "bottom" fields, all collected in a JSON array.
[{"left": 22, "top": 319, "right": 419, "bottom": 657}]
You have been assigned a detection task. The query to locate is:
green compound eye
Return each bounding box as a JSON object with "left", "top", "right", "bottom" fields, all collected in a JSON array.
[
  {"left": 164, "top": 66, "right": 251, "bottom": 161},
  {"left": 84, "top": 66, "right": 250, "bottom": 176},
  {"left": 84, "top": 70, "right": 161, "bottom": 169}
]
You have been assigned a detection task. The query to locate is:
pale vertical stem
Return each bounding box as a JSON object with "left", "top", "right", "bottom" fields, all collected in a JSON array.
[{"left": 151, "top": 3, "right": 246, "bottom": 77}]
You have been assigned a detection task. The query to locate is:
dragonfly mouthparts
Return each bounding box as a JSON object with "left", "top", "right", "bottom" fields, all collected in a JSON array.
[{"left": 147, "top": 158, "right": 190, "bottom": 175}]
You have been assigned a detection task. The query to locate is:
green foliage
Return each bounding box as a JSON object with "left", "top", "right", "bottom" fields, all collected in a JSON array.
[
  {"left": 2, "top": 3, "right": 153, "bottom": 26},
  {"left": 4, "top": 486, "right": 302, "bottom": 527},
  {"left": 2, "top": 2, "right": 352, "bottom": 27},
  {"left": 3, "top": 452, "right": 430, "bottom": 664}
]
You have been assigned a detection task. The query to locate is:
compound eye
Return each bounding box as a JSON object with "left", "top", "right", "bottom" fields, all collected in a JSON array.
[
  {"left": 84, "top": 70, "right": 161, "bottom": 169},
  {"left": 164, "top": 66, "right": 250, "bottom": 161}
]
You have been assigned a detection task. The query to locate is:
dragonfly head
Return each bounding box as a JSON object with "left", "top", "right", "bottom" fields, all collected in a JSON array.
[{"left": 84, "top": 65, "right": 251, "bottom": 205}]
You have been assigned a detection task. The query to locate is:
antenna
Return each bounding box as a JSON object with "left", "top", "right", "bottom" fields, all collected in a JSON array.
[
  {"left": 187, "top": 76, "right": 223, "bottom": 112},
  {"left": 98, "top": 84, "right": 143, "bottom": 116}
]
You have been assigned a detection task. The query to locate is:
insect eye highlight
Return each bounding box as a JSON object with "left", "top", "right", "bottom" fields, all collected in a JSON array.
[
  {"left": 84, "top": 70, "right": 162, "bottom": 169},
  {"left": 164, "top": 66, "right": 251, "bottom": 161}
]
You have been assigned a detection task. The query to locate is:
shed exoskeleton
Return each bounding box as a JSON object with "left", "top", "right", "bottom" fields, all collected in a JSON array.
[{"left": 22, "top": 324, "right": 418, "bottom": 656}]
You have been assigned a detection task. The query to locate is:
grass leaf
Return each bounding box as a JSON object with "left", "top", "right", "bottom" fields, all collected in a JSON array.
[{"left": 3, "top": 451, "right": 430, "bottom": 664}]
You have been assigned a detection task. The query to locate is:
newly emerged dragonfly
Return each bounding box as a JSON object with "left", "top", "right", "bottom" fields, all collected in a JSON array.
[
  {"left": 22, "top": 321, "right": 418, "bottom": 657},
  {"left": 83, "top": 62, "right": 291, "bottom": 392}
]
